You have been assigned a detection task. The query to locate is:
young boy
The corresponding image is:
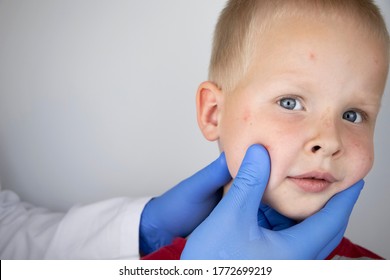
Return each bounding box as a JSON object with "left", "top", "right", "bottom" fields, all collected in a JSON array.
[{"left": 143, "top": 0, "right": 389, "bottom": 259}]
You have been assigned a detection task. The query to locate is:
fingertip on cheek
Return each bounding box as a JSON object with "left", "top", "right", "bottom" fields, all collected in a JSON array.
[{"left": 224, "top": 143, "right": 272, "bottom": 179}]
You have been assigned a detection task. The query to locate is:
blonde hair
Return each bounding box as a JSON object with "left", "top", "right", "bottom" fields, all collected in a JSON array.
[{"left": 209, "top": 0, "right": 390, "bottom": 93}]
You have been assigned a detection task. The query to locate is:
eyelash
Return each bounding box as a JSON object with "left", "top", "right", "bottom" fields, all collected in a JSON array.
[{"left": 276, "top": 96, "right": 368, "bottom": 124}]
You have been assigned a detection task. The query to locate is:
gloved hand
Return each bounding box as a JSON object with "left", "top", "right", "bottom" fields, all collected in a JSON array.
[
  {"left": 139, "top": 153, "right": 231, "bottom": 255},
  {"left": 181, "top": 144, "right": 364, "bottom": 259},
  {"left": 257, "top": 203, "right": 296, "bottom": 231}
]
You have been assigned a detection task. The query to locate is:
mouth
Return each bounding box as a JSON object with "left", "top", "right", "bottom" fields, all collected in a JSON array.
[{"left": 287, "top": 171, "right": 337, "bottom": 193}]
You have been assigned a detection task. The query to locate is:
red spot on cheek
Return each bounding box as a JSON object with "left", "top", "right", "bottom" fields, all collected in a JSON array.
[
  {"left": 242, "top": 110, "right": 251, "bottom": 122},
  {"left": 309, "top": 52, "right": 316, "bottom": 61},
  {"left": 263, "top": 144, "right": 271, "bottom": 153}
]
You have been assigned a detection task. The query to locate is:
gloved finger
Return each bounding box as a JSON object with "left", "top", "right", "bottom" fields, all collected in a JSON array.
[
  {"left": 257, "top": 206, "right": 271, "bottom": 229},
  {"left": 170, "top": 152, "right": 231, "bottom": 202},
  {"left": 310, "top": 179, "right": 364, "bottom": 238},
  {"left": 315, "top": 224, "right": 347, "bottom": 260},
  {"left": 222, "top": 144, "right": 271, "bottom": 214},
  {"left": 259, "top": 204, "right": 296, "bottom": 231},
  {"left": 283, "top": 180, "right": 364, "bottom": 254}
]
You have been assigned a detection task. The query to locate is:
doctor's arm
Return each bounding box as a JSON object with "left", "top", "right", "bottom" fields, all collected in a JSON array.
[
  {"left": 0, "top": 189, "right": 150, "bottom": 259},
  {"left": 0, "top": 152, "right": 231, "bottom": 259}
]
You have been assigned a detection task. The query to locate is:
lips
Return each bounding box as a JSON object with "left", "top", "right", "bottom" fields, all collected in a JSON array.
[{"left": 288, "top": 171, "right": 337, "bottom": 193}]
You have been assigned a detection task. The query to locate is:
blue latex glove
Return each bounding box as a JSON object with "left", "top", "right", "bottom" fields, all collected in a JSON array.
[
  {"left": 257, "top": 203, "right": 296, "bottom": 231},
  {"left": 181, "top": 144, "right": 364, "bottom": 259},
  {"left": 139, "top": 153, "right": 231, "bottom": 255}
]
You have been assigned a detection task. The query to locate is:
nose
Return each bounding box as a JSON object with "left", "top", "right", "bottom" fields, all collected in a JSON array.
[{"left": 304, "top": 116, "right": 343, "bottom": 158}]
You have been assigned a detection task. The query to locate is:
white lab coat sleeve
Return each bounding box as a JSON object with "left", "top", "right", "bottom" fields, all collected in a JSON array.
[{"left": 0, "top": 189, "right": 151, "bottom": 259}]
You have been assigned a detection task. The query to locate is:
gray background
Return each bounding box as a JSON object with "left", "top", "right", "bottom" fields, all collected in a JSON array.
[{"left": 0, "top": 0, "right": 389, "bottom": 259}]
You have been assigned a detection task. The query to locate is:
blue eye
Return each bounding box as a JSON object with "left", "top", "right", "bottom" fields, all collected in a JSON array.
[
  {"left": 278, "top": 97, "right": 303, "bottom": 110},
  {"left": 343, "top": 110, "right": 363, "bottom": 123}
]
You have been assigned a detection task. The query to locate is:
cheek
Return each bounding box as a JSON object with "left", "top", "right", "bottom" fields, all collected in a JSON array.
[
  {"left": 219, "top": 108, "right": 269, "bottom": 178},
  {"left": 220, "top": 109, "right": 299, "bottom": 178},
  {"left": 221, "top": 128, "right": 255, "bottom": 178},
  {"left": 355, "top": 149, "right": 374, "bottom": 179},
  {"left": 352, "top": 136, "right": 374, "bottom": 172},
  {"left": 340, "top": 137, "right": 374, "bottom": 190}
]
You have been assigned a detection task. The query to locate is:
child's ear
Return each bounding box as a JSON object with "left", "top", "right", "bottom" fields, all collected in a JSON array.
[{"left": 196, "top": 81, "right": 223, "bottom": 141}]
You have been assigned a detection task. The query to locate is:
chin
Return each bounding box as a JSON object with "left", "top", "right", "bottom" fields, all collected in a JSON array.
[{"left": 271, "top": 202, "right": 324, "bottom": 222}]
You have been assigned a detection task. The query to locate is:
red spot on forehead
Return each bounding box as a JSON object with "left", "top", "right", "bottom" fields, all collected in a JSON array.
[{"left": 309, "top": 52, "right": 316, "bottom": 61}]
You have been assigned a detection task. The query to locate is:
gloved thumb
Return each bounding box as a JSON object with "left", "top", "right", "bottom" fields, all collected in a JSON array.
[
  {"left": 222, "top": 144, "right": 271, "bottom": 213},
  {"left": 281, "top": 179, "right": 364, "bottom": 259}
]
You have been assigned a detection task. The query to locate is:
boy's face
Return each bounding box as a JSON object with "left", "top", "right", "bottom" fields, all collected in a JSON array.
[{"left": 197, "top": 15, "right": 388, "bottom": 220}]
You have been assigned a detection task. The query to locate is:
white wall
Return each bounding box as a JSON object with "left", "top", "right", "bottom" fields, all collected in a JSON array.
[{"left": 0, "top": 0, "right": 389, "bottom": 259}]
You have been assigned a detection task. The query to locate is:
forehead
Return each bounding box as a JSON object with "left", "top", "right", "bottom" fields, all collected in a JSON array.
[
  {"left": 247, "top": 4, "right": 389, "bottom": 66},
  {"left": 254, "top": 12, "right": 387, "bottom": 59},
  {"left": 242, "top": 14, "right": 389, "bottom": 98}
]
